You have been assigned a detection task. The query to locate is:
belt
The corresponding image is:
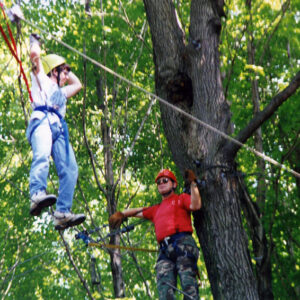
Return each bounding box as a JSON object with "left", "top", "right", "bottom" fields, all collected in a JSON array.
[{"left": 159, "top": 232, "right": 191, "bottom": 249}]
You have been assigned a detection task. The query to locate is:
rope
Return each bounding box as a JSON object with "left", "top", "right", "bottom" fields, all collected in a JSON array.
[
  {"left": 76, "top": 220, "right": 157, "bottom": 253},
  {"left": 88, "top": 242, "right": 158, "bottom": 253},
  {"left": 10, "top": 16, "right": 300, "bottom": 179},
  {"left": 87, "top": 218, "right": 146, "bottom": 237},
  {"left": 0, "top": 3, "right": 33, "bottom": 102}
]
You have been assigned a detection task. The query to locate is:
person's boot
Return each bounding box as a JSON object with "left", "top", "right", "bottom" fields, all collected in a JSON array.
[
  {"left": 53, "top": 211, "right": 86, "bottom": 230},
  {"left": 30, "top": 191, "right": 57, "bottom": 216}
]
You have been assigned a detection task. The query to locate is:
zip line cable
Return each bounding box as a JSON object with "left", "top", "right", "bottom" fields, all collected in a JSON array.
[{"left": 7, "top": 16, "right": 298, "bottom": 179}]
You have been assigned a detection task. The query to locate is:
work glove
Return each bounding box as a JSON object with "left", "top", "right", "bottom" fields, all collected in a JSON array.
[
  {"left": 109, "top": 211, "right": 125, "bottom": 229},
  {"left": 29, "top": 33, "right": 42, "bottom": 47},
  {"left": 183, "top": 169, "right": 197, "bottom": 195},
  {"left": 7, "top": 4, "right": 24, "bottom": 22},
  {"left": 184, "top": 169, "right": 197, "bottom": 185}
]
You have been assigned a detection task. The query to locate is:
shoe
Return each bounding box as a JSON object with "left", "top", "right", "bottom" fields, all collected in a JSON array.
[
  {"left": 30, "top": 191, "right": 57, "bottom": 216},
  {"left": 53, "top": 211, "right": 86, "bottom": 230}
]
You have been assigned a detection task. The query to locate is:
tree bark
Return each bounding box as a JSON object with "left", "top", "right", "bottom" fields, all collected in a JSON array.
[{"left": 143, "top": 0, "right": 258, "bottom": 298}]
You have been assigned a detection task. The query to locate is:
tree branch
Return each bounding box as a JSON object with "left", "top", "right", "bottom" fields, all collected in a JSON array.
[
  {"left": 59, "top": 232, "right": 94, "bottom": 300},
  {"left": 225, "top": 71, "right": 300, "bottom": 158},
  {"left": 143, "top": 0, "right": 185, "bottom": 82}
]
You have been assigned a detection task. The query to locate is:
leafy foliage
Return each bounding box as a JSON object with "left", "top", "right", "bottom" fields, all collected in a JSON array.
[{"left": 0, "top": 0, "right": 299, "bottom": 299}]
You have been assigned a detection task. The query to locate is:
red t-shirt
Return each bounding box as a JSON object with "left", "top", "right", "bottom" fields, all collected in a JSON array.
[{"left": 143, "top": 193, "right": 193, "bottom": 243}]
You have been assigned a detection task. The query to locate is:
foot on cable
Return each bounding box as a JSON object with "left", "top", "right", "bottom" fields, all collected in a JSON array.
[
  {"left": 53, "top": 211, "right": 86, "bottom": 231},
  {"left": 30, "top": 191, "right": 57, "bottom": 216}
]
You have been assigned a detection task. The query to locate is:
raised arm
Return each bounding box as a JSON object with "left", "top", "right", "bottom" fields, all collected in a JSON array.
[
  {"left": 30, "top": 38, "right": 42, "bottom": 74},
  {"left": 184, "top": 169, "right": 202, "bottom": 211},
  {"left": 190, "top": 181, "right": 201, "bottom": 211},
  {"left": 63, "top": 71, "right": 82, "bottom": 98}
]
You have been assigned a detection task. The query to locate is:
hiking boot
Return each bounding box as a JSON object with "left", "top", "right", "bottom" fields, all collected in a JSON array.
[
  {"left": 30, "top": 191, "right": 57, "bottom": 216},
  {"left": 53, "top": 211, "right": 86, "bottom": 230}
]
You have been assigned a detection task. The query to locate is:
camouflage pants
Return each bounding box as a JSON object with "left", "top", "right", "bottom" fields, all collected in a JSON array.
[{"left": 155, "top": 234, "right": 199, "bottom": 300}]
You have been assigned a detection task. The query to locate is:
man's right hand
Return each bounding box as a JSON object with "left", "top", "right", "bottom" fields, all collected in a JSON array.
[{"left": 109, "top": 211, "right": 125, "bottom": 229}]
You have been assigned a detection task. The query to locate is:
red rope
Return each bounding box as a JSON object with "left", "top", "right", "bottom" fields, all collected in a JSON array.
[{"left": 0, "top": 3, "right": 33, "bottom": 102}]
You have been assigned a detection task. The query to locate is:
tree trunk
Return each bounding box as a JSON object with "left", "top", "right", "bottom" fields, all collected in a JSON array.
[
  {"left": 143, "top": 0, "right": 259, "bottom": 298},
  {"left": 97, "top": 77, "right": 125, "bottom": 298},
  {"left": 245, "top": 2, "right": 273, "bottom": 297}
]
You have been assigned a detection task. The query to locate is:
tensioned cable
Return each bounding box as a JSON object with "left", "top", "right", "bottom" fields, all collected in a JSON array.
[{"left": 21, "top": 17, "right": 300, "bottom": 179}]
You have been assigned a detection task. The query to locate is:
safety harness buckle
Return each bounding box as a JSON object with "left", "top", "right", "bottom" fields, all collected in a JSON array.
[{"left": 160, "top": 236, "right": 171, "bottom": 248}]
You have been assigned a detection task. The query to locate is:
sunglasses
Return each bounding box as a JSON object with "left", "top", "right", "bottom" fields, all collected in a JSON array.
[{"left": 156, "top": 178, "right": 170, "bottom": 185}]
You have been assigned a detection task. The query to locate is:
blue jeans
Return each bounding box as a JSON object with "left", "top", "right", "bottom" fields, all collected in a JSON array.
[{"left": 26, "top": 118, "right": 78, "bottom": 213}]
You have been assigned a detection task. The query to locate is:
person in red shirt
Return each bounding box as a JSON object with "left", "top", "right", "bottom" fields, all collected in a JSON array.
[{"left": 109, "top": 169, "right": 202, "bottom": 299}]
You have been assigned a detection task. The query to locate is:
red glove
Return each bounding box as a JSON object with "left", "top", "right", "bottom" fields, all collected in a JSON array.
[
  {"left": 184, "top": 169, "right": 197, "bottom": 185},
  {"left": 109, "top": 211, "right": 125, "bottom": 229}
]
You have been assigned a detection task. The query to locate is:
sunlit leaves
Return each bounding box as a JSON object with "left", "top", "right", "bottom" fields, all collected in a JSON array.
[{"left": 1, "top": 0, "right": 299, "bottom": 298}]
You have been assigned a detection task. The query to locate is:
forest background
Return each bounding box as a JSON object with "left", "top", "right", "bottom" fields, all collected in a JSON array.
[{"left": 0, "top": 0, "right": 299, "bottom": 299}]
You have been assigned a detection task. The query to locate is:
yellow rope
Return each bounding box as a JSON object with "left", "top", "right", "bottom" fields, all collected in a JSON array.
[{"left": 88, "top": 242, "right": 158, "bottom": 253}]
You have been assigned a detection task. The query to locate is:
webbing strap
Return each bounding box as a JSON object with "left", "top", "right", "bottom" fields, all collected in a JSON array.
[
  {"left": 32, "top": 106, "right": 70, "bottom": 164},
  {"left": 0, "top": 3, "right": 33, "bottom": 102}
]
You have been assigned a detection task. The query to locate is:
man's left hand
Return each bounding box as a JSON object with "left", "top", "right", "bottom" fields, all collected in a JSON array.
[
  {"left": 184, "top": 169, "right": 197, "bottom": 185},
  {"left": 7, "top": 4, "right": 24, "bottom": 22}
]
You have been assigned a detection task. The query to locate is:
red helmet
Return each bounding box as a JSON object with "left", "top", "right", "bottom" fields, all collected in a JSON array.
[{"left": 155, "top": 169, "right": 177, "bottom": 185}]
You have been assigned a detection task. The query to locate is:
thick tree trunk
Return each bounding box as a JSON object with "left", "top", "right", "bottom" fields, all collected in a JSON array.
[
  {"left": 193, "top": 169, "right": 258, "bottom": 299},
  {"left": 143, "top": 0, "right": 259, "bottom": 298}
]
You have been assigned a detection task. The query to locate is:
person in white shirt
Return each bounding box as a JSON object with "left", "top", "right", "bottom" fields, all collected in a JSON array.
[{"left": 26, "top": 34, "right": 85, "bottom": 230}]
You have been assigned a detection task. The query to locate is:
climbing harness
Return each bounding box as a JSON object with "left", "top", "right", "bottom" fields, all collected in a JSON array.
[
  {"left": 0, "top": 2, "right": 33, "bottom": 102},
  {"left": 28, "top": 105, "right": 70, "bottom": 164},
  {"left": 158, "top": 232, "right": 202, "bottom": 287}
]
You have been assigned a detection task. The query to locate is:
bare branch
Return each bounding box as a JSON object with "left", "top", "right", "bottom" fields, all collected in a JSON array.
[{"left": 59, "top": 232, "right": 94, "bottom": 300}]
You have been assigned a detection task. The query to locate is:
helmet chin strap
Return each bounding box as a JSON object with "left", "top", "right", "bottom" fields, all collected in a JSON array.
[
  {"left": 56, "top": 68, "right": 61, "bottom": 86},
  {"left": 51, "top": 67, "right": 61, "bottom": 86},
  {"left": 162, "top": 188, "right": 173, "bottom": 198}
]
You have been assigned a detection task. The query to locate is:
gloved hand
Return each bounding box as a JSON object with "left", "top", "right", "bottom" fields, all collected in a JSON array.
[
  {"left": 183, "top": 169, "right": 198, "bottom": 195},
  {"left": 109, "top": 211, "right": 125, "bottom": 229},
  {"left": 30, "top": 33, "right": 42, "bottom": 47},
  {"left": 7, "top": 4, "right": 24, "bottom": 22},
  {"left": 184, "top": 169, "right": 197, "bottom": 185}
]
